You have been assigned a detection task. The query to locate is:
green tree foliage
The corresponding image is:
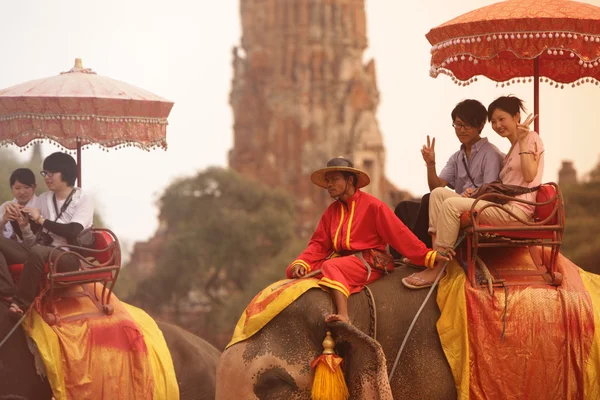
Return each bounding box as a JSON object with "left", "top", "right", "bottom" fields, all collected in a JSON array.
[
  {"left": 561, "top": 161, "right": 600, "bottom": 275},
  {"left": 125, "top": 167, "right": 298, "bottom": 346}
]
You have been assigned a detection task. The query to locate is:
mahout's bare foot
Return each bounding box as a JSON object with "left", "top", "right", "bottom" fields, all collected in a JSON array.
[
  {"left": 8, "top": 303, "right": 24, "bottom": 316},
  {"left": 325, "top": 313, "right": 350, "bottom": 324}
]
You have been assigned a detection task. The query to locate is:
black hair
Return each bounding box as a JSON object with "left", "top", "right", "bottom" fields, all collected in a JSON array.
[
  {"left": 487, "top": 96, "right": 527, "bottom": 121},
  {"left": 43, "top": 152, "right": 77, "bottom": 186},
  {"left": 9, "top": 168, "right": 36, "bottom": 187},
  {"left": 451, "top": 99, "right": 488, "bottom": 132},
  {"left": 341, "top": 171, "right": 358, "bottom": 187}
]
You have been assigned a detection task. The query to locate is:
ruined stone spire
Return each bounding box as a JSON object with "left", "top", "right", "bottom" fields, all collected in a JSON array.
[
  {"left": 229, "top": 0, "right": 400, "bottom": 231},
  {"left": 558, "top": 160, "right": 577, "bottom": 186}
]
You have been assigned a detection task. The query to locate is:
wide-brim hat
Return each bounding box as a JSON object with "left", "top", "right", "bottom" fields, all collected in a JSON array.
[{"left": 311, "top": 157, "right": 370, "bottom": 189}]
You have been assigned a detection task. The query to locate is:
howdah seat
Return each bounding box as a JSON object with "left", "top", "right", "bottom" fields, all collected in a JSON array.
[
  {"left": 8, "top": 228, "right": 122, "bottom": 321},
  {"left": 459, "top": 182, "right": 565, "bottom": 287}
]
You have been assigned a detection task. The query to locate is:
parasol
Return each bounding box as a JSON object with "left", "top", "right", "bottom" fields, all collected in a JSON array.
[
  {"left": 426, "top": 0, "right": 600, "bottom": 133},
  {"left": 0, "top": 58, "right": 174, "bottom": 185}
]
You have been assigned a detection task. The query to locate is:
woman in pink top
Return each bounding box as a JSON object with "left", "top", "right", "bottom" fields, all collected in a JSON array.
[{"left": 403, "top": 96, "right": 544, "bottom": 289}]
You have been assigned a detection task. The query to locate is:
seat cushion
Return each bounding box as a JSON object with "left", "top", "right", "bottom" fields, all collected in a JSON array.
[
  {"left": 534, "top": 185, "right": 558, "bottom": 224},
  {"left": 460, "top": 184, "right": 559, "bottom": 229},
  {"left": 8, "top": 230, "right": 118, "bottom": 283},
  {"left": 8, "top": 263, "right": 113, "bottom": 282}
]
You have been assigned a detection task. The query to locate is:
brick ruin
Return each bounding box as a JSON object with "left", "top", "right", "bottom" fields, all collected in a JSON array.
[
  {"left": 126, "top": 0, "right": 410, "bottom": 277},
  {"left": 228, "top": 0, "right": 407, "bottom": 231}
]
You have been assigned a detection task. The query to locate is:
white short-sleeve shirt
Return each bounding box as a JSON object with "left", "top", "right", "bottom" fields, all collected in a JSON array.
[{"left": 37, "top": 189, "right": 94, "bottom": 247}]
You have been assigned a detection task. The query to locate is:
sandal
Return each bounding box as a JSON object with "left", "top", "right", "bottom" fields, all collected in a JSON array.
[{"left": 402, "top": 272, "right": 445, "bottom": 290}]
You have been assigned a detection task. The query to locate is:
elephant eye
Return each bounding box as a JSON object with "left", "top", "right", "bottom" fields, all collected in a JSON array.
[{"left": 254, "top": 367, "right": 299, "bottom": 400}]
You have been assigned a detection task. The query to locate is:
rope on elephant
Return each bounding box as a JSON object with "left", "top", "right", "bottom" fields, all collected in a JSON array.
[
  {"left": 363, "top": 285, "right": 377, "bottom": 340},
  {"left": 388, "top": 233, "right": 467, "bottom": 383},
  {"left": 0, "top": 312, "right": 27, "bottom": 350}
]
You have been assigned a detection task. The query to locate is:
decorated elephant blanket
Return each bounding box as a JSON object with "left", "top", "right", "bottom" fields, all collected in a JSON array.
[
  {"left": 22, "top": 285, "right": 179, "bottom": 400},
  {"left": 227, "top": 277, "right": 321, "bottom": 348},
  {"left": 437, "top": 250, "right": 600, "bottom": 400}
]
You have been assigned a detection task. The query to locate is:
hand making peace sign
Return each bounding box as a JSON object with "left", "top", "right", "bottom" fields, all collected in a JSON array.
[
  {"left": 421, "top": 135, "right": 436, "bottom": 166},
  {"left": 517, "top": 113, "right": 538, "bottom": 142}
]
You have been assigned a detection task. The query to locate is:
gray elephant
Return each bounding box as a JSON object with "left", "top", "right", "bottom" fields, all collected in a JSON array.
[
  {"left": 0, "top": 303, "right": 221, "bottom": 400},
  {"left": 216, "top": 267, "right": 456, "bottom": 399}
]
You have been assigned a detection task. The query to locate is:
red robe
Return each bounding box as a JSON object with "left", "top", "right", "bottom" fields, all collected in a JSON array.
[{"left": 286, "top": 189, "right": 434, "bottom": 296}]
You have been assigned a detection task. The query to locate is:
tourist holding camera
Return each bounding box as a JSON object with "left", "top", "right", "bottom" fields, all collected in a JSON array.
[
  {"left": 0, "top": 169, "right": 39, "bottom": 302},
  {"left": 3, "top": 152, "right": 94, "bottom": 316}
]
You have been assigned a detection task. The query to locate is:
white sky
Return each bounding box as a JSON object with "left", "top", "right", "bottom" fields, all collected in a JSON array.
[{"left": 1, "top": 0, "right": 599, "bottom": 254}]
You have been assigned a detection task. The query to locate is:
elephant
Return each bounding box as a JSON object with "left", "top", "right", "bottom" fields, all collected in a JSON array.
[
  {"left": 0, "top": 303, "right": 221, "bottom": 400},
  {"left": 216, "top": 266, "right": 456, "bottom": 400}
]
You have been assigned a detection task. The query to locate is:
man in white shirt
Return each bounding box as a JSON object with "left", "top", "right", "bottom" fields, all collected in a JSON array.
[{"left": 8, "top": 152, "right": 94, "bottom": 316}]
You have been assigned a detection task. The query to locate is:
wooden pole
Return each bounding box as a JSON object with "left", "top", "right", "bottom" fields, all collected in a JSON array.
[
  {"left": 534, "top": 57, "right": 540, "bottom": 134},
  {"left": 77, "top": 142, "right": 82, "bottom": 188}
]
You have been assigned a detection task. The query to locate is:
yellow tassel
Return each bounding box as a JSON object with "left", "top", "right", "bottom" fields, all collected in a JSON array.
[{"left": 311, "top": 330, "right": 349, "bottom": 400}]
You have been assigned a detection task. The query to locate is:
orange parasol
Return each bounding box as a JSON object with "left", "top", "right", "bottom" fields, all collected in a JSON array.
[
  {"left": 426, "top": 0, "right": 600, "bottom": 133},
  {"left": 0, "top": 58, "right": 173, "bottom": 186}
]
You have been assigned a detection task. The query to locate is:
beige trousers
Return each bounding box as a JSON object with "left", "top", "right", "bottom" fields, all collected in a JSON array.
[{"left": 428, "top": 187, "right": 532, "bottom": 249}]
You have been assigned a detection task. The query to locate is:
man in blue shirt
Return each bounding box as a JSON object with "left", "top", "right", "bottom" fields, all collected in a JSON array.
[{"left": 392, "top": 99, "right": 504, "bottom": 259}]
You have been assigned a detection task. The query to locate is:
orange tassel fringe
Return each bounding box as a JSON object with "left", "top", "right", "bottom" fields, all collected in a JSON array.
[{"left": 310, "top": 331, "right": 349, "bottom": 400}]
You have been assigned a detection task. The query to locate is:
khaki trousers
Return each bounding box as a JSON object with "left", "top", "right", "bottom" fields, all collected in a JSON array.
[{"left": 428, "top": 187, "right": 531, "bottom": 249}]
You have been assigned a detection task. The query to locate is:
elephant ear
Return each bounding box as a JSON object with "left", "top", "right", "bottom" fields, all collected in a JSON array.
[{"left": 329, "top": 322, "right": 393, "bottom": 400}]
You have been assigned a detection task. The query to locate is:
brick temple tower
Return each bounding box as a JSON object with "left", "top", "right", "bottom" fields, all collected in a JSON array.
[{"left": 229, "top": 0, "right": 403, "bottom": 231}]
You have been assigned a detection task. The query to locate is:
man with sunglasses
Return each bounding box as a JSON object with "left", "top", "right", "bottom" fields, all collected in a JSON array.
[
  {"left": 6, "top": 152, "right": 94, "bottom": 317},
  {"left": 392, "top": 99, "right": 504, "bottom": 261}
]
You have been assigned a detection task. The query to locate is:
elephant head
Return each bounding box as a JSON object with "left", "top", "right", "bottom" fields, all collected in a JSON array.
[
  {"left": 216, "top": 269, "right": 456, "bottom": 399},
  {"left": 216, "top": 290, "right": 393, "bottom": 399}
]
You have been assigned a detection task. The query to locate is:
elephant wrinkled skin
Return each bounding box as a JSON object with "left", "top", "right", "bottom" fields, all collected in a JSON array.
[
  {"left": 216, "top": 267, "right": 456, "bottom": 399},
  {"left": 0, "top": 304, "right": 221, "bottom": 400}
]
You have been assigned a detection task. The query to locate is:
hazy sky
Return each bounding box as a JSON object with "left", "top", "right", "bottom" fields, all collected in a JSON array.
[{"left": 1, "top": 0, "right": 599, "bottom": 254}]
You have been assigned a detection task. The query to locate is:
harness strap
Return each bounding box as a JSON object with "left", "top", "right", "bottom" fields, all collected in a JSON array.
[
  {"left": 363, "top": 285, "right": 377, "bottom": 340},
  {"left": 353, "top": 252, "right": 372, "bottom": 281}
]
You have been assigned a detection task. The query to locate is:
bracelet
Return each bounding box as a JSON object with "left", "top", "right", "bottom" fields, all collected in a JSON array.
[
  {"left": 519, "top": 151, "right": 533, "bottom": 155},
  {"left": 426, "top": 163, "right": 436, "bottom": 168}
]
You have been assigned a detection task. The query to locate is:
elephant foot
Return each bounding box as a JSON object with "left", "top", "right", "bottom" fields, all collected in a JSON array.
[{"left": 325, "top": 313, "right": 350, "bottom": 324}]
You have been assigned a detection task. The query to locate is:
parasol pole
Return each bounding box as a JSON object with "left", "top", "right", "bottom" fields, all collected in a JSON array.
[
  {"left": 533, "top": 57, "right": 540, "bottom": 134},
  {"left": 77, "top": 141, "right": 82, "bottom": 188}
]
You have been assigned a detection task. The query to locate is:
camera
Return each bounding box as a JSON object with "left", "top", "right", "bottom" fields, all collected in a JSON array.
[{"left": 36, "top": 231, "right": 54, "bottom": 247}]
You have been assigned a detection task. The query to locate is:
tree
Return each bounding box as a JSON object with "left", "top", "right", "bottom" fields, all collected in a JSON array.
[
  {"left": 561, "top": 160, "right": 600, "bottom": 275},
  {"left": 127, "top": 167, "right": 298, "bottom": 345}
]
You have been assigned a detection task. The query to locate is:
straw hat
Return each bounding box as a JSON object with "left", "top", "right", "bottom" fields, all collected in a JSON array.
[{"left": 310, "top": 157, "right": 370, "bottom": 189}]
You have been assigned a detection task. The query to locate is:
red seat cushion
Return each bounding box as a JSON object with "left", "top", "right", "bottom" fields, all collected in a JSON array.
[
  {"left": 8, "top": 230, "right": 118, "bottom": 282},
  {"left": 9, "top": 263, "right": 112, "bottom": 282},
  {"left": 460, "top": 184, "right": 559, "bottom": 229},
  {"left": 533, "top": 185, "right": 558, "bottom": 224}
]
